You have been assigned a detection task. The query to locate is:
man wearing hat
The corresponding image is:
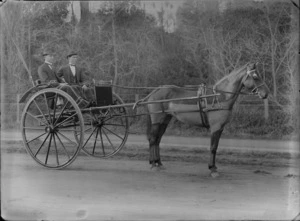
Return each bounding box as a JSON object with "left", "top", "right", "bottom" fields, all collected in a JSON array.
[
  {"left": 38, "top": 49, "right": 61, "bottom": 87},
  {"left": 57, "top": 51, "right": 95, "bottom": 104},
  {"left": 38, "top": 49, "right": 90, "bottom": 108}
]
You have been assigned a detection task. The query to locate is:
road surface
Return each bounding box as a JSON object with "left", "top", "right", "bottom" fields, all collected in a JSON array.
[{"left": 1, "top": 129, "right": 300, "bottom": 220}]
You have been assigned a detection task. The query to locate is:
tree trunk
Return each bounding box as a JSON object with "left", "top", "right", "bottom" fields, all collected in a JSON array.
[
  {"left": 112, "top": 5, "right": 118, "bottom": 91},
  {"left": 289, "top": 0, "right": 299, "bottom": 130},
  {"left": 79, "top": 1, "right": 89, "bottom": 27},
  {"left": 262, "top": 64, "right": 269, "bottom": 120},
  {"left": 0, "top": 10, "right": 4, "bottom": 107},
  {"left": 28, "top": 24, "right": 31, "bottom": 84},
  {"left": 0, "top": 9, "right": 7, "bottom": 127}
]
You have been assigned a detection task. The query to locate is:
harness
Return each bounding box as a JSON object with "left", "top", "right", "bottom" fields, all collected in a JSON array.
[
  {"left": 196, "top": 84, "right": 224, "bottom": 129},
  {"left": 196, "top": 83, "right": 234, "bottom": 129},
  {"left": 196, "top": 84, "right": 209, "bottom": 128}
]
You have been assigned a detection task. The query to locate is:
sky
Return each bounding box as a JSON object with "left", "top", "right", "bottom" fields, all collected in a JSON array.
[{"left": 67, "top": 1, "right": 185, "bottom": 33}]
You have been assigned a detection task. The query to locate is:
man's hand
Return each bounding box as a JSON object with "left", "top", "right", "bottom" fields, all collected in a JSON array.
[
  {"left": 82, "top": 84, "right": 88, "bottom": 91},
  {"left": 48, "top": 80, "right": 59, "bottom": 87}
]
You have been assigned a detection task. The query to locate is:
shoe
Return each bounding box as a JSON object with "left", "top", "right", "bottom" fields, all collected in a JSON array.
[{"left": 56, "top": 97, "right": 64, "bottom": 106}]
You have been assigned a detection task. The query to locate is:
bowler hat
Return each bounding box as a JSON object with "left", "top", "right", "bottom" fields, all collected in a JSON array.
[
  {"left": 66, "top": 51, "right": 78, "bottom": 58},
  {"left": 42, "top": 49, "right": 54, "bottom": 56}
]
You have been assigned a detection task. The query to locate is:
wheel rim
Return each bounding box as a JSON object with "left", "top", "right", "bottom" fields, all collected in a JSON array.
[
  {"left": 21, "top": 88, "right": 84, "bottom": 169},
  {"left": 80, "top": 93, "right": 129, "bottom": 158}
]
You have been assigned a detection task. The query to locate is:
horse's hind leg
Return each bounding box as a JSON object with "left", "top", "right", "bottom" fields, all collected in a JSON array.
[
  {"left": 208, "top": 128, "right": 223, "bottom": 177},
  {"left": 148, "top": 123, "right": 162, "bottom": 168}
]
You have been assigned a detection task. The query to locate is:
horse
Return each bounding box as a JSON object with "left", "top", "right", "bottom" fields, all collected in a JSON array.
[{"left": 146, "top": 63, "right": 269, "bottom": 177}]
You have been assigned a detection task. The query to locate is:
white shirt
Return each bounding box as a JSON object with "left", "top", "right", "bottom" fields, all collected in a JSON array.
[
  {"left": 45, "top": 62, "right": 53, "bottom": 70},
  {"left": 69, "top": 65, "right": 76, "bottom": 77}
]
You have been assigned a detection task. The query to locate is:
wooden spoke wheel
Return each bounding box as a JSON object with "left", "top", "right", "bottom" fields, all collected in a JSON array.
[
  {"left": 21, "top": 88, "right": 84, "bottom": 169},
  {"left": 79, "top": 93, "right": 129, "bottom": 158}
]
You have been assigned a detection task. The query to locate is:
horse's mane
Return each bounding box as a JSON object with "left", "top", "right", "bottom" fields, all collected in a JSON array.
[{"left": 213, "top": 64, "right": 248, "bottom": 89}]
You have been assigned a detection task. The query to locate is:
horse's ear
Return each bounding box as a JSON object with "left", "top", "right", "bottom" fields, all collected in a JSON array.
[{"left": 246, "top": 63, "right": 253, "bottom": 71}]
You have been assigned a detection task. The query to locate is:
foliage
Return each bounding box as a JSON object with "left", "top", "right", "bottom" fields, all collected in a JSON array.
[{"left": 1, "top": 0, "right": 298, "bottom": 139}]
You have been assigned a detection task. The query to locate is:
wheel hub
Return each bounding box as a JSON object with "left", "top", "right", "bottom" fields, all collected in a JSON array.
[
  {"left": 91, "top": 117, "right": 105, "bottom": 127},
  {"left": 45, "top": 125, "right": 58, "bottom": 133}
]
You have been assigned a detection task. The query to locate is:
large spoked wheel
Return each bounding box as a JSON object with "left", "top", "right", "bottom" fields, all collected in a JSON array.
[
  {"left": 80, "top": 93, "right": 129, "bottom": 158},
  {"left": 21, "top": 88, "right": 84, "bottom": 169}
]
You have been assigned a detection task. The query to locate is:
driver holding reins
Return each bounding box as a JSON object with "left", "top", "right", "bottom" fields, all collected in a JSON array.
[
  {"left": 37, "top": 48, "right": 93, "bottom": 108},
  {"left": 57, "top": 51, "right": 96, "bottom": 106}
]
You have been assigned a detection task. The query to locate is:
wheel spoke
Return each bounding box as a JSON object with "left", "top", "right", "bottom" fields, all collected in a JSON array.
[
  {"left": 56, "top": 118, "right": 76, "bottom": 128},
  {"left": 55, "top": 113, "right": 77, "bottom": 128},
  {"left": 98, "top": 128, "right": 106, "bottom": 155},
  {"left": 53, "top": 100, "right": 70, "bottom": 125},
  {"left": 52, "top": 133, "right": 59, "bottom": 166},
  {"left": 82, "top": 126, "right": 97, "bottom": 149},
  {"left": 26, "top": 132, "right": 47, "bottom": 144},
  {"left": 56, "top": 130, "right": 78, "bottom": 146},
  {"left": 93, "top": 128, "right": 99, "bottom": 154},
  {"left": 52, "top": 94, "right": 59, "bottom": 124},
  {"left": 103, "top": 123, "right": 125, "bottom": 127},
  {"left": 79, "top": 94, "right": 128, "bottom": 158},
  {"left": 45, "top": 133, "right": 53, "bottom": 165},
  {"left": 54, "top": 133, "right": 70, "bottom": 160},
  {"left": 25, "top": 111, "right": 48, "bottom": 126},
  {"left": 101, "top": 112, "right": 125, "bottom": 124},
  {"left": 43, "top": 93, "right": 53, "bottom": 125},
  {"left": 33, "top": 99, "right": 50, "bottom": 126},
  {"left": 23, "top": 127, "right": 47, "bottom": 130},
  {"left": 83, "top": 127, "right": 92, "bottom": 133},
  {"left": 101, "top": 128, "right": 115, "bottom": 151},
  {"left": 22, "top": 88, "right": 85, "bottom": 169},
  {"left": 102, "top": 126, "right": 124, "bottom": 140},
  {"left": 34, "top": 133, "right": 50, "bottom": 157},
  {"left": 58, "top": 128, "right": 80, "bottom": 132},
  {"left": 102, "top": 116, "right": 115, "bottom": 123}
]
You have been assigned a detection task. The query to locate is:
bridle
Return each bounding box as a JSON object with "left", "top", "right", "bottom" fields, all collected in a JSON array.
[
  {"left": 250, "top": 83, "right": 265, "bottom": 95},
  {"left": 245, "top": 69, "right": 266, "bottom": 95},
  {"left": 210, "top": 68, "right": 266, "bottom": 96}
]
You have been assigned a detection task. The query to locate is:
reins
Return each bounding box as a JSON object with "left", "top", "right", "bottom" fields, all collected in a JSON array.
[
  {"left": 110, "top": 66, "right": 265, "bottom": 97},
  {"left": 111, "top": 84, "right": 258, "bottom": 96}
]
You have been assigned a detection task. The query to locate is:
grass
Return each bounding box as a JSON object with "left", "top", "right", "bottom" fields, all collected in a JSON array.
[
  {"left": 2, "top": 102, "right": 299, "bottom": 140},
  {"left": 3, "top": 140, "right": 299, "bottom": 169}
]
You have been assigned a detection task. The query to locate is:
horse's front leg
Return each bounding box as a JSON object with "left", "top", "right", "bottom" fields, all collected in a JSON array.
[{"left": 208, "top": 128, "right": 223, "bottom": 177}]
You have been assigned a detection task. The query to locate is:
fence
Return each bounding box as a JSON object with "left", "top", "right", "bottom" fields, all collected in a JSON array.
[{"left": 0, "top": 91, "right": 284, "bottom": 129}]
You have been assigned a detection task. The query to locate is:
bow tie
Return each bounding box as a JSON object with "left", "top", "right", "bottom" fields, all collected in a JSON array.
[
  {"left": 69, "top": 64, "right": 75, "bottom": 67},
  {"left": 46, "top": 63, "right": 53, "bottom": 69}
]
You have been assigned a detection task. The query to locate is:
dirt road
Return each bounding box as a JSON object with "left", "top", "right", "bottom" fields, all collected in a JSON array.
[{"left": 1, "top": 136, "right": 299, "bottom": 220}]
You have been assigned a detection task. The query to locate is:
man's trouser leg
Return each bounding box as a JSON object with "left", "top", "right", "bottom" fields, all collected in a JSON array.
[
  {"left": 82, "top": 87, "right": 96, "bottom": 103},
  {"left": 57, "top": 85, "right": 90, "bottom": 108}
]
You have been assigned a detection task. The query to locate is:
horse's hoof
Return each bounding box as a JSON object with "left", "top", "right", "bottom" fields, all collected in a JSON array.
[
  {"left": 151, "top": 165, "right": 160, "bottom": 171},
  {"left": 211, "top": 171, "right": 219, "bottom": 178},
  {"left": 158, "top": 165, "right": 166, "bottom": 170},
  {"left": 150, "top": 164, "right": 166, "bottom": 171}
]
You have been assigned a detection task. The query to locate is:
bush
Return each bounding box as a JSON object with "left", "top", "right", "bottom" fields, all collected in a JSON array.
[{"left": 3, "top": 99, "right": 296, "bottom": 140}]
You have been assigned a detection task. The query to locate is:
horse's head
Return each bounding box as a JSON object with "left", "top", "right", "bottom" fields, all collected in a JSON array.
[{"left": 242, "top": 63, "right": 269, "bottom": 99}]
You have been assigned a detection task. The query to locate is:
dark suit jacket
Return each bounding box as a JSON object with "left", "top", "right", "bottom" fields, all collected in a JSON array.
[
  {"left": 57, "top": 65, "right": 92, "bottom": 86},
  {"left": 38, "top": 63, "right": 61, "bottom": 83}
]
